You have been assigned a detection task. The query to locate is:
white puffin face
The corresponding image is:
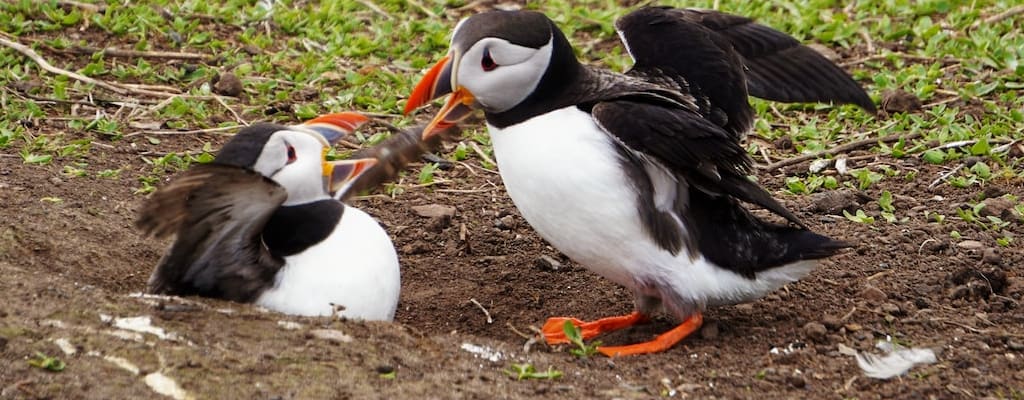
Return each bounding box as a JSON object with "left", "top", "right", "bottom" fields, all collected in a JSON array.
[
  {"left": 253, "top": 130, "right": 330, "bottom": 205},
  {"left": 454, "top": 37, "right": 553, "bottom": 113}
]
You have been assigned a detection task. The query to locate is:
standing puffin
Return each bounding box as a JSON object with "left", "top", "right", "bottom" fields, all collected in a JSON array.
[
  {"left": 404, "top": 8, "right": 868, "bottom": 355},
  {"left": 137, "top": 112, "right": 402, "bottom": 320}
]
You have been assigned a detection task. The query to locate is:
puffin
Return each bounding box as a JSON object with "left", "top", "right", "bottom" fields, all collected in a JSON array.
[
  {"left": 137, "top": 112, "right": 402, "bottom": 320},
  {"left": 404, "top": 7, "right": 868, "bottom": 355}
]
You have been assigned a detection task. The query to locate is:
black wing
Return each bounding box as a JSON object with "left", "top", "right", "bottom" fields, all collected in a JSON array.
[
  {"left": 137, "top": 164, "right": 287, "bottom": 302},
  {"left": 615, "top": 7, "right": 875, "bottom": 136},
  {"left": 591, "top": 99, "right": 805, "bottom": 228},
  {"left": 591, "top": 99, "right": 851, "bottom": 274},
  {"left": 681, "top": 8, "right": 875, "bottom": 112}
]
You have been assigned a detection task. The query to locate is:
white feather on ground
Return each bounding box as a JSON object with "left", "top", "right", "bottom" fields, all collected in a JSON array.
[{"left": 839, "top": 340, "right": 938, "bottom": 379}]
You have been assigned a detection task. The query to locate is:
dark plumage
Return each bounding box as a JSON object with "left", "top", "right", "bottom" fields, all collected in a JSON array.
[{"left": 406, "top": 6, "right": 867, "bottom": 355}]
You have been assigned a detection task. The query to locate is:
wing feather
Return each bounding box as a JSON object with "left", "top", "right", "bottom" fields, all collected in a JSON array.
[{"left": 137, "top": 164, "right": 288, "bottom": 302}]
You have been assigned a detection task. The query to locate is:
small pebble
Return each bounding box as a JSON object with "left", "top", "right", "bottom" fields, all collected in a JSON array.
[
  {"left": 213, "top": 72, "right": 243, "bottom": 97},
  {"left": 535, "top": 255, "right": 562, "bottom": 271},
  {"left": 309, "top": 329, "right": 353, "bottom": 344},
  {"left": 881, "top": 302, "right": 902, "bottom": 316},
  {"left": 822, "top": 315, "right": 843, "bottom": 331},
  {"left": 495, "top": 215, "right": 516, "bottom": 230},
  {"left": 956, "top": 240, "right": 985, "bottom": 250},
  {"left": 803, "top": 322, "right": 827, "bottom": 343},
  {"left": 412, "top": 204, "right": 456, "bottom": 219},
  {"left": 982, "top": 248, "right": 1001, "bottom": 265},
  {"left": 880, "top": 89, "right": 922, "bottom": 113},
  {"left": 787, "top": 375, "right": 807, "bottom": 389},
  {"left": 860, "top": 285, "right": 888, "bottom": 303}
]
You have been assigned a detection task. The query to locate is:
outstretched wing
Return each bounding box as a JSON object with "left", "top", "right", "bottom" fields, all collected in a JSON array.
[
  {"left": 680, "top": 8, "right": 875, "bottom": 111},
  {"left": 137, "top": 164, "right": 288, "bottom": 302},
  {"left": 614, "top": 7, "right": 874, "bottom": 135}
]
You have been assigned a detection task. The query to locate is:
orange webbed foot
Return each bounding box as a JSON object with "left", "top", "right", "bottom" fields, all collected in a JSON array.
[
  {"left": 597, "top": 312, "right": 703, "bottom": 357},
  {"left": 541, "top": 311, "right": 648, "bottom": 345}
]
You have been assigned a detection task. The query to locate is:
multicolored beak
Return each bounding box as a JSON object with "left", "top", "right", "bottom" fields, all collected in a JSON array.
[
  {"left": 404, "top": 53, "right": 475, "bottom": 139},
  {"left": 301, "top": 112, "right": 370, "bottom": 145},
  {"left": 323, "top": 157, "right": 377, "bottom": 198}
]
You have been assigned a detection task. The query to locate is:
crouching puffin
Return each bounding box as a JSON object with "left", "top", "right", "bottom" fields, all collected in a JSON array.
[
  {"left": 137, "top": 112, "right": 401, "bottom": 320},
  {"left": 404, "top": 7, "right": 867, "bottom": 355}
]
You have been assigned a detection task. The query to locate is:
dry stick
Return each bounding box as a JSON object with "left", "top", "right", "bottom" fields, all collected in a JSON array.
[
  {"left": 928, "top": 164, "right": 964, "bottom": 189},
  {"left": 759, "top": 128, "right": 915, "bottom": 171},
  {"left": 214, "top": 95, "right": 248, "bottom": 126},
  {"left": 840, "top": 52, "right": 958, "bottom": 68},
  {"left": 470, "top": 141, "right": 496, "bottom": 167},
  {"left": 123, "top": 125, "right": 241, "bottom": 138},
  {"left": 63, "top": 46, "right": 208, "bottom": 61},
  {"left": 469, "top": 298, "right": 493, "bottom": 324},
  {"left": 56, "top": 0, "right": 103, "bottom": 12},
  {"left": 404, "top": 0, "right": 438, "bottom": 18},
  {"left": 971, "top": 5, "right": 1024, "bottom": 30},
  {"left": 0, "top": 36, "right": 225, "bottom": 100},
  {"left": 354, "top": 0, "right": 393, "bottom": 19}
]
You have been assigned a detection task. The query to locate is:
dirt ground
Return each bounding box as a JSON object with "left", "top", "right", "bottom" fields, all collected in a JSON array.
[{"left": 2, "top": 11, "right": 1024, "bottom": 400}]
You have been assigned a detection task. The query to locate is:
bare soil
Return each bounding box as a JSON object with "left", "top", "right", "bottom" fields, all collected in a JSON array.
[{"left": 2, "top": 14, "right": 1023, "bottom": 400}]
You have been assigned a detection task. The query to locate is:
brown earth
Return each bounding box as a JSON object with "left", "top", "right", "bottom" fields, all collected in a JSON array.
[
  {"left": 2, "top": 121, "right": 1023, "bottom": 399},
  {"left": 2, "top": 7, "right": 1024, "bottom": 400}
]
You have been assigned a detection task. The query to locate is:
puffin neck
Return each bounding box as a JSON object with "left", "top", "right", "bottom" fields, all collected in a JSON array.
[
  {"left": 261, "top": 199, "right": 344, "bottom": 258},
  {"left": 485, "top": 21, "right": 586, "bottom": 128}
]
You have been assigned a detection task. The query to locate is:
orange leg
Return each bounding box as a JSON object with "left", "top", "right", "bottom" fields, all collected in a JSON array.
[
  {"left": 597, "top": 312, "right": 703, "bottom": 357},
  {"left": 541, "top": 311, "right": 648, "bottom": 345}
]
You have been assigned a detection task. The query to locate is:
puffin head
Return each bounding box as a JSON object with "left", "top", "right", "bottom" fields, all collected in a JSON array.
[
  {"left": 215, "top": 112, "right": 376, "bottom": 205},
  {"left": 404, "top": 10, "right": 578, "bottom": 136}
]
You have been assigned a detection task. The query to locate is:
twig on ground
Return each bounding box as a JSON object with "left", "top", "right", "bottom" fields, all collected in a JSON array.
[
  {"left": 0, "top": 35, "right": 226, "bottom": 100},
  {"left": 62, "top": 46, "right": 209, "bottom": 61},
  {"left": 214, "top": 96, "right": 248, "bottom": 126},
  {"left": 469, "top": 298, "right": 493, "bottom": 324},
  {"left": 971, "top": 5, "right": 1024, "bottom": 30},
  {"left": 469, "top": 141, "right": 496, "bottom": 167},
  {"left": 354, "top": 0, "right": 393, "bottom": 19},
  {"left": 759, "top": 123, "right": 909, "bottom": 171},
  {"left": 840, "top": 52, "right": 959, "bottom": 68},
  {"left": 928, "top": 164, "right": 964, "bottom": 189},
  {"left": 405, "top": 0, "right": 438, "bottom": 18},
  {"left": 858, "top": 29, "right": 875, "bottom": 53},
  {"left": 507, "top": 322, "right": 540, "bottom": 353},
  {"left": 123, "top": 125, "right": 241, "bottom": 137},
  {"left": 56, "top": 0, "right": 103, "bottom": 12}
]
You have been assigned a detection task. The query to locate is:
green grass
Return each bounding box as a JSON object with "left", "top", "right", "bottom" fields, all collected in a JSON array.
[{"left": 0, "top": 0, "right": 1020, "bottom": 213}]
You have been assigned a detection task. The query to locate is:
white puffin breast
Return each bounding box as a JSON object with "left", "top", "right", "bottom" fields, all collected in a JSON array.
[
  {"left": 488, "top": 106, "right": 816, "bottom": 311},
  {"left": 255, "top": 206, "right": 400, "bottom": 320}
]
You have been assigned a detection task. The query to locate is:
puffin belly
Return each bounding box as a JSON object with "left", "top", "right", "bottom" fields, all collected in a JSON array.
[{"left": 255, "top": 206, "right": 400, "bottom": 320}]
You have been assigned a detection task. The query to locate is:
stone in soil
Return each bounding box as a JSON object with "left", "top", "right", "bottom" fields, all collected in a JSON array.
[
  {"left": 982, "top": 248, "right": 1001, "bottom": 265},
  {"left": 213, "top": 72, "right": 243, "bottom": 97},
  {"left": 535, "top": 255, "right": 562, "bottom": 271},
  {"left": 412, "top": 204, "right": 457, "bottom": 219},
  {"left": 803, "top": 322, "right": 828, "bottom": 343},
  {"left": 860, "top": 285, "right": 887, "bottom": 304},
  {"left": 807, "top": 189, "right": 869, "bottom": 215},
  {"left": 880, "top": 89, "right": 922, "bottom": 113},
  {"left": 979, "top": 197, "right": 1017, "bottom": 221}
]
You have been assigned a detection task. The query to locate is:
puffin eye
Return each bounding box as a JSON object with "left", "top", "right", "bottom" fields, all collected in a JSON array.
[
  {"left": 286, "top": 145, "right": 297, "bottom": 164},
  {"left": 481, "top": 48, "right": 498, "bottom": 71}
]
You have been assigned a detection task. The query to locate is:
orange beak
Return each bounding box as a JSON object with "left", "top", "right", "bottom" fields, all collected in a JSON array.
[
  {"left": 404, "top": 54, "right": 475, "bottom": 139},
  {"left": 302, "top": 112, "right": 370, "bottom": 145},
  {"left": 324, "top": 158, "right": 377, "bottom": 198}
]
